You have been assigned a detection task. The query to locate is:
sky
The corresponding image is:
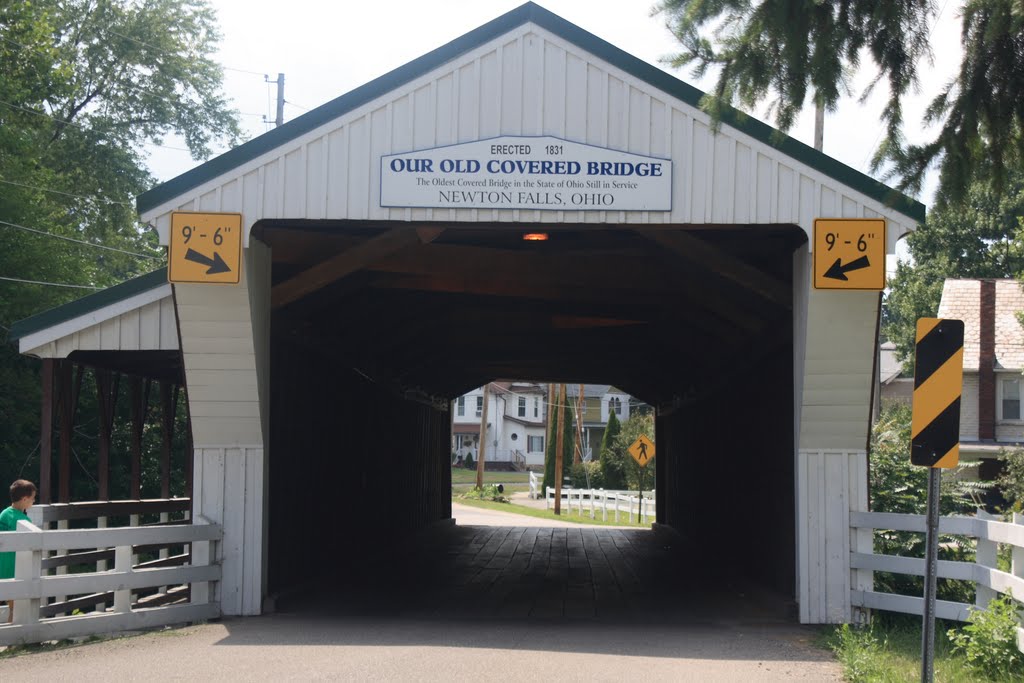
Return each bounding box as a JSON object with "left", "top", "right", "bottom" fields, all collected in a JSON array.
[{"left": 146, "top": 0, "right": 964, "bottom": 238}]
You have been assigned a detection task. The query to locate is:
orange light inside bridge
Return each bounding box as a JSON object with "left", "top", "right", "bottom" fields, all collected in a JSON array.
[{"left": 522, "top": 232, "right": 549, "bottom": 241}]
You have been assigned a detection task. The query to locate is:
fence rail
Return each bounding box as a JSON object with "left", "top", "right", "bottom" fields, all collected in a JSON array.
[
  {"left": 544, "top": 486, "right": 655, "bottom": 524},
  {"left": 0, "top": 498, "right": 221, "bottom": 647},
  {"left": 851, "top": 508, "right": 1024, "bottom": 651}
]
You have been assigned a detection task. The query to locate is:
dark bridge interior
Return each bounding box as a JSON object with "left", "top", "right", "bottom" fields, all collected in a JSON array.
[{"left": 259, "top": 221, "right": 804, "bottom": 610}]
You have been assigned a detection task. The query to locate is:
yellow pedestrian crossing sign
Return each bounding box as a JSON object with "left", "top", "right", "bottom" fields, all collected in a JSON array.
[{"left": 628, "top": 435, "right": 655, "bottom": 467}]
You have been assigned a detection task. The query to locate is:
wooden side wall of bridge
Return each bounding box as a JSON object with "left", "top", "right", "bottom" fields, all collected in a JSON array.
[
  {"left": 268, "top": 335, "right": 451, "bottom": 594},
  {"left": 657, "top": 345, "right": 795, "bottom": 597}
]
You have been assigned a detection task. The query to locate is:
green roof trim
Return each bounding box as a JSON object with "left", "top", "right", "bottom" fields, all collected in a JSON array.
[
  {"left": 137, "top": 2, "right": 925, "bottom": 223},
  {"left": 9, "top": 268, "right": 169, "bottom": 344}
]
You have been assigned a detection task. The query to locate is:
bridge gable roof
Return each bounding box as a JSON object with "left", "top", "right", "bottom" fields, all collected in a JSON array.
[{"left": 137, "top": 2, "right": 924, "bottom": 228}]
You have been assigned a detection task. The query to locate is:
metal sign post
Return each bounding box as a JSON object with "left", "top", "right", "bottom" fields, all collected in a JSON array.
[{"left": 921, "top": 467, "right": 941, "bottom": 682}]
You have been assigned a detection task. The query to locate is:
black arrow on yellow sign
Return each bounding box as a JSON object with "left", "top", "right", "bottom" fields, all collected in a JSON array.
[
  {"left": 184, "top": 248, "right": 231, "bottom": 275},
  {"left": 823, "top": 255, "right": 871, "bottom": 281}
]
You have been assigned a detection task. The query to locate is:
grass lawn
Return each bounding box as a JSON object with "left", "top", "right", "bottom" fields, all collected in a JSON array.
[
  {"left": 449, "top": 468, "right": 531, "bottom": 484},
  {"left": 453, "top": 496, "right": 651, "bottom": 528},
  {"left": 825, "top": 614, "right": 1016, "bottom": 682}
]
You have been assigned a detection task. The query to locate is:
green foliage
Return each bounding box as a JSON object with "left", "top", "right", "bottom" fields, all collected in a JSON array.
[
  {"left": 948, "top": 593, "right": 1024, "bottom": 680},
  {"left": 601, "top": 413, "right": 655, "bottom": 491},
  {"left": 463, "top": 452, "right": 474, "bottom": 470},
  {"left": 598, "top": 411, "right": 624, "bottom": 489},
  {"left": 0, "top": 0, "right": 241, "bottom": 499},
  {"left": 827, "top": 616, "right": 989, "bottom": 683},
  {"left": 569, "top": 460, "right": 604, "bottom": 489},
  {"left": 870, "top": 401, "right": 989, "bottom": 602},
  {"left": 458, "top": 485, "right": 509, "bottom": 503},
  {"left": 882, "top": 171, "right": 1024, "bottom": 369},
  {"left": 997, "top": 447, "right": 1024, "bottom": 511},
  {"left": 653, "top": 0, "right": 1024, "bottom": 202}
]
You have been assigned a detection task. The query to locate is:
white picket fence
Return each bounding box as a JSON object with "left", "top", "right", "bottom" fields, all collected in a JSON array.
[
  {"left": 851, "top": 508, "right": 1024, "bottom": 651},
  {"left": 544, "top": 486, "right": 655, "bottom": 524},
  {"left": 0, "top": 499, "right": 222, "bottom": 646}
]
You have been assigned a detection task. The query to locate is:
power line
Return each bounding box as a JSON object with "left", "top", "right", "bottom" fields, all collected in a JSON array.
[
  {"left": 285, "top": 99, "right": 309, "bottom": 112},
  {"left": 0, "top": 178, "right": 135, "bottom": 207},
  {"left": 0, "top": 98, "right": 85, "bottom": 129},
  {"left": 104, "top": 28, "right": 268, "bottom": 78},
  {"left": 0, "top": 275, "right": 104, "bottom": 290},
  {"left": 0, "top": 219, "right": 161, "bottom": 259}
]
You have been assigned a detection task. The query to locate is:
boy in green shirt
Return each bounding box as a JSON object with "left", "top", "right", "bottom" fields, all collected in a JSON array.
[{"left": 1, "top": 479, "right": 37, "bottom": 623}]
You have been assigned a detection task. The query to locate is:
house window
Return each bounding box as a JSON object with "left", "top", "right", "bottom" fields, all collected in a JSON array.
[
  {"left": 518, "top": 397, "right": 526, "bottom": 417},
  {"left": 475, "top": 396, "right": 483, "bottom": 417},
  {"left": 609, "top": 397, "right": 622, "bottom": 415},
  {"left": 528, "top": 436, "right": 544, "bottom": 452},
  {"left": 533, "top": 398, "right": 538, "bottom": 418},
  {"left": 1002, "top": 379, "right": 1020, "bottom": 420},
  {"left": 456, "top": 396, "right": 465, "bottom": 417}
]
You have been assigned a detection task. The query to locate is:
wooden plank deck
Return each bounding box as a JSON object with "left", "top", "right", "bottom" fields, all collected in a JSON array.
[{"left": 276, "top": 525, "right": 796, "bottom": 624}]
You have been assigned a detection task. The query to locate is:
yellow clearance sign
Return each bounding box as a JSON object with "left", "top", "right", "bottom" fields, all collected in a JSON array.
[
  {"left": 169, "top": 212, "right": 242, "bottom": 285},
  {"left": 813, "top": 218, "right": 886, "bottom": 290}
]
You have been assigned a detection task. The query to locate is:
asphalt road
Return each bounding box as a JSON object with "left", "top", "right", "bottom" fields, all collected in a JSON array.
[{"left": 0, "top": 617, "right": 841, "bottom": 681}]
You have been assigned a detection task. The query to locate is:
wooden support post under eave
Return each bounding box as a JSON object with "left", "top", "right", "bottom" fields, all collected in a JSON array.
[
  {"left": 476, "top": 383, "right": 490, "bottom": 489},
  {"left": 160, "top": 382, "right": 178, "bottom": 499},
  {"left": 56, "top": 361, "right": 83, "bottom": 503},
  {"left": 95, "top": 369, "right": 119, "bottom": 501},
  {"left": 130, "top": 377, "right": 151, "bottom": 500},
  {"left": 554, "top": 383, "right": 566, "bottom": 515},
  {"left": 39, "top": 359, "right": 54, "bottom": 504}
]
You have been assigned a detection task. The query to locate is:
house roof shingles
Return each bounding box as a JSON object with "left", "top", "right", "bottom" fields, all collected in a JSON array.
[{"left": 937, "top": 279, "right": 1024, "bottom": 371}]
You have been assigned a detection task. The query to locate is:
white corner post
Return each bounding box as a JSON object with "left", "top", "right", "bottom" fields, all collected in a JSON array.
[
  {"left": 175, "top": 240, "right": 271, "bottom": 616},
  {"left": 793, "top": 249, "right": 878, "bottom": 623}
]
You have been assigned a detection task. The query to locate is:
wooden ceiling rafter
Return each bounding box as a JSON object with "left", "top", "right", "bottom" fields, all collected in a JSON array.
[{"left": 271, "top": 226, "right": 444, "bottom": 309}]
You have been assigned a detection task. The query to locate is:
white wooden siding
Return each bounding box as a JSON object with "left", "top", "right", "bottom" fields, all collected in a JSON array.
[
  {"left": 141, "top": 23, "right": 916, "bottom": 251},
  {"left": 20, "top": 286, "right": 177, "bottom": 358},
  {"left": 192, "top": 445, "right": 264, "bottom": 616},
  {"left": 174, "top": 264, "right": 263, "bottom": 446},
  {"left": 798, "top": 448, "right": 867, "bottom": 623}
]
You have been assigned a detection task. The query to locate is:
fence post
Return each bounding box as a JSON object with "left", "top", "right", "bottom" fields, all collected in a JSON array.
[
  {"left": 96, "top": 515, "right": 108, "bottom": 612},
  {"left": 113, "top": 544, "right": 132, "bottom": 614},
  {"left": 1013, "top": 513, "right": 1024, "bottom": 583},
  {"left": 976, "top": 508, "right": 998, "bottom": 610},
  {"left": 13, "top": 519, "right": 42, "bottom": 631},
  {"left": 545, "top": 487, "right": 552, "bottom": 510}
]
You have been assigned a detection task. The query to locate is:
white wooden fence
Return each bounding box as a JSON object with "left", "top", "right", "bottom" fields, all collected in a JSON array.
[
  {"left": 0, "top": 499, "right": 222, "bottom": 646},
  {"left": 851, "top": 509, "right": 1024, "bottom": 651},
  {"left": 544, "top": 486, "right": 655, "bottom": 524}
]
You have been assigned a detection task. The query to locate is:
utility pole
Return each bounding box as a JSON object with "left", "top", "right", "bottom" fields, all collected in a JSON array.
[
  {"left": 574, "top": 383, "right": 585, "bottom": 464},
  {"left": 814, "top": 100, "right": 824, "bottom": 151},
  {"left": 554, "top": 383, "right": 566, "bottom": 515},
  {"left": 476, "top": 383, "right": 490, "bottom": 489},
  {"left": 275, "top": 73, "right": 285, "bottom": 128}
]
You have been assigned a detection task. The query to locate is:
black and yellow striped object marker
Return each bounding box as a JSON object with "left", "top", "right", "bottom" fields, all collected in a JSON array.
[{"left": 911, "top": 318, "right": 964, "bottom": 468}]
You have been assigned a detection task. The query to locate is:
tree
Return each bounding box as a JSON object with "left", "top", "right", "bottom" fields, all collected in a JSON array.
[
  {"left": 604, "top": 413, "right": 656, "bottom": 491},
  {"left": 541, "top": 390, "right": 575, "bottom": 493},
  {"left": 653, "top": 0, "right": 1024, "bottom": 202},
  {"left": 0, "top": 0, "right": 241, "bottom": 495},
  {"left": 882, "top": 170, "right": 1024, "bottom": 367},
  {"left": 598, "top": 411, "right": 625, "bottom": 489}
]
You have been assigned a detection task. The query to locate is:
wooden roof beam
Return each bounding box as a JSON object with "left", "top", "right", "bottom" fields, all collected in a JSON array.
[
  {"left": 637, "top": 228, "right": 792, "bottom": 309},
  {"left": 271, "top": 226, "right": 443, "bottom": 309}
]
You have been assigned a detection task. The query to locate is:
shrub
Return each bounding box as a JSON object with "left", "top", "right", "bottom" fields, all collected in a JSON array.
[
  {"left": 464, "top": 452, "right": 474, "bottom": 469},
  {"left": 459, "top": 485, "right": 509, "bottom": 503},
  {"left": 947, "top": 592, "right": 1024, "bottom": 680},
  {"left": 569, "top": 461, "right": 604, "bottom": 489}
]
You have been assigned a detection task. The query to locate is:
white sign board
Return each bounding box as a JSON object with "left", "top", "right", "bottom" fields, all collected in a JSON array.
[{"left": 380, "top": 136, "right": 672, "bottom": 211}]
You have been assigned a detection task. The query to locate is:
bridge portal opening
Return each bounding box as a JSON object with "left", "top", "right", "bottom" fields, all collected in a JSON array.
[{"left": 258, "top": 221, "right": 804, "bottom": 618}]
